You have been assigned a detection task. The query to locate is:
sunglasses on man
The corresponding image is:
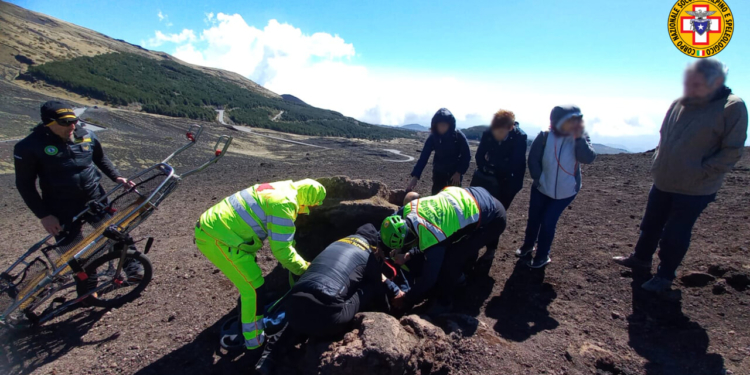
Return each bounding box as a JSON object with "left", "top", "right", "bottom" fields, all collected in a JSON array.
[{"left": 56, "top": 119, "right": 78, "bottom": 127}]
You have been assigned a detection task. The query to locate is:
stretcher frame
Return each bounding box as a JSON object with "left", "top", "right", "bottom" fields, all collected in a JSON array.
[{"left": 0, "top": 125, "right": 232, "bottom": 328}]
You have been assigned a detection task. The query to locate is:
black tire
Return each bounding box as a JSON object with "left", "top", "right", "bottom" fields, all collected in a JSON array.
[{"left": 75, "top": 250, "right": 153, "bottom": 308}]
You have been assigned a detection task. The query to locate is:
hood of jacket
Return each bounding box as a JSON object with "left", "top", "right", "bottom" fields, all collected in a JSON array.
[
  {"left": 550, "top": 105, "right": 583, "bottom": 134},
  {"left": 430, "top": 108, "right": 457, "bottom": 134}
]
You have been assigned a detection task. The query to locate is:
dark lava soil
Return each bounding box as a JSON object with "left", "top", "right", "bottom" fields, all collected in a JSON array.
[{"left": 0, "top": 81, "right": 749, "bottom": 375}]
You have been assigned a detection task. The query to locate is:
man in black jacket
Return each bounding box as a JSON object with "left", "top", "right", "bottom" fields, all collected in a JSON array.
[
  {"left": 13, "top": 101, "right": 133, "bottom": 236},
  {"left": 255, "top": 224, "right": 401, "bottom": 374},
  {"left": 285, "top": 223, "right": 401, "bottom": 336}
]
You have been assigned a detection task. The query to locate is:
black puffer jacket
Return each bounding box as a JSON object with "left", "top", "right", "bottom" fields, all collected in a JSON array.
[
  {"left": 411, "top": 108, "right": 471, "bottom": 178},
  {"left": 475, "top": 127, "right": 528, "bottom": 194},
  {"left": 291, "top": 224, "right": 395, "bottom": 306},
  {"left": 13, "top": 124, "right": 121, "bottom": 220}
]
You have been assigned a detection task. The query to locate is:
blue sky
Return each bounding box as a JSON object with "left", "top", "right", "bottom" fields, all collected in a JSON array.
[{"left": 10, "top": 0, "right": 750, "bottom": 150}]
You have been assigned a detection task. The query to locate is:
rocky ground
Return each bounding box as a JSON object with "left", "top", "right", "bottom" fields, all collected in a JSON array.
[{"left": 0, "top": 81, "right": 749, "bottom": 375}]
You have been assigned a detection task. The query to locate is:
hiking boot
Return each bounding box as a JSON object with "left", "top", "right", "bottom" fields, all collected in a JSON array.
[
  {"left": 220, "top": 333, "right": 245, "bottom": 350},
  {"left": 641, "top": 276, "right": 673, "bottom": 293},
  {"left": 612, "top": 254, "right": 652, "bottom": 269},
  {"left": 515, "top": 245, "right": 535, "bottom": 258},
  {"left": 255, "top": 356, "right": 276, "bottom": 375},
  {"left": 123, "top": 259, "right": 145, "bottom": 282},
  {"left": 528, "top": 256, "right": 551, "bottom": 269}
]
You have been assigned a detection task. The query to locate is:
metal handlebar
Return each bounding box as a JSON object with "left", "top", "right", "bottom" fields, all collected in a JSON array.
[
  {"left": 180, "top": 135, "right": 233, "bottom": 178},
  {"left": 161, "top": 124, "right": 203, "bottom": 164}
]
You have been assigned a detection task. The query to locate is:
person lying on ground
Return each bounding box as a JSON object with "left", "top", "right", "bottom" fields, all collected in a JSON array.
[
  {"left": 380, "top": 186, "right": 507, "bottom": 314},
  {"left": 254, "top": 223, "right": 401, "bottom": 375},
  {"left": 194, "top": 179, "right": 326, "bottom": 351},
  {"left": 471, "top": 109, "right": 528, "bottom": 261},
  {"left": 613, "top": 58, "right": 747, "bottom": 293},
  {"left": 406, "top": 108, "right": 471, "bottom": 195},
  {"left": 517, "top": 105, "right": 596, "bottom": 269}
]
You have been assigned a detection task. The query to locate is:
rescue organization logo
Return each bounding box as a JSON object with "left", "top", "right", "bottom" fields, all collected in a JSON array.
[
  {"left": 44, "top": 145, "right": 58, "bottom": 156},
  {"left": 668, "top": 0, "right": 734, "bottom": 58}
]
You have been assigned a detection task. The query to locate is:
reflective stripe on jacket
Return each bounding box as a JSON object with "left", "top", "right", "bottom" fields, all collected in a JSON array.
[
  {"left": 402, "top": 187, "right": 481, "bottom": 251},
  {"left": 198, "top": 180, "right": 309, "bottom": 275}
]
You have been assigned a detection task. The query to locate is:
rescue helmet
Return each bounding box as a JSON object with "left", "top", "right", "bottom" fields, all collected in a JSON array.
[{"left": 381, "top": 215, "right": 409, "bottom": 250}]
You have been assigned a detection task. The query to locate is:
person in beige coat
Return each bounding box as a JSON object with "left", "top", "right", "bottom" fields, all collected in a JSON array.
[{"left": 613, "top": 59, "right": 748, "bottom": 293}]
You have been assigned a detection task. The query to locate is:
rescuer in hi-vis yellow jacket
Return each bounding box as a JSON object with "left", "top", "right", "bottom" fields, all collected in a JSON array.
[{"left": 194, "top": 179, "right": 326, "bottom": 350}]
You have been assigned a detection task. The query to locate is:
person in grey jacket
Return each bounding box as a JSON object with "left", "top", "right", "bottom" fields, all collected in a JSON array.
[
  {"left": 517, "top": 105, "right": 597, "bottom": 268},
  {"left": 614, "top": 59, "right": 748, "bottom": 293}
]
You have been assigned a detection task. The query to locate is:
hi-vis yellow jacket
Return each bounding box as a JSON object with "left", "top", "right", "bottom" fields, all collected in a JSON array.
[
  {"left": 402, "top": 187, "right": 481, "bottom": 251},
  {"left": 198, "top": 179, "right": 326, "bottom": 275}
]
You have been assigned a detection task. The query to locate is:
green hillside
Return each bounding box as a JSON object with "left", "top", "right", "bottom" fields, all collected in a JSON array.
[
  {"left": 23, "top": 53, "right": 410, "bottom": 140},
  {"left": 462, "top": 125, "right": 488, "bottom": 140}
]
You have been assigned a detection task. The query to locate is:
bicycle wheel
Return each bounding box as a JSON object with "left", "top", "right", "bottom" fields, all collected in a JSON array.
[{"left": 75, "top": 250, "right": 153, "bottom": 308}]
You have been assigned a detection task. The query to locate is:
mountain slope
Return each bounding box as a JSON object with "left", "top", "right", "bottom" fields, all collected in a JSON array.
[
  {"left": 281, "top": 94, "right": 309, "bottom": 106},
  {"left": 21, "top": 53, "right": 408, "bottom": 139},
  {"left": 0, "top": 1, "right": 278, "bottom": 98},
  {"left": 400, "top": 124, "right": 430, "bottom": 132},
  {"left": 0, "top": 2, "right": 411, "bottom": 140}
]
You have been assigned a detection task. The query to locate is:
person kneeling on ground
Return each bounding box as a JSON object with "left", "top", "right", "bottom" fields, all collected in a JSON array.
[
  {"left": 516, "top": 105, "right": 596, "bottom": 268},
  {"left": 194, "top": 179, "right": 326, "bottom": 351},
  {"left": 286, "top": 223, "right": 401, "bottom": 336},
  {"left": 255, "top": 223, "right": 402, "bottom": 374},
  {"left": 380, "top": 186, "right": 507, "bottom": 313}
]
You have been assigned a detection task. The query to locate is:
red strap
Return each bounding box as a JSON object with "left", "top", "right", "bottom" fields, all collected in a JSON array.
[
  {"left": 383, "top": 260, "right": 397, "bottom": 279},
  {"left": 554, "top": 137, "right": 578, "bottom": 177}
]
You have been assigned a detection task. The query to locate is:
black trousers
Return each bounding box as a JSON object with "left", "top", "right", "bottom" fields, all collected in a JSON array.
[
  {"left": 435, "top": 200, "right": 507, "bottom": 302},
  {"left": 431, "top": 171, "right": 462, "bottom": 195},
  {"left": 285, "top": 291, "right": 360, "bottom": 338},
  {"left": 633, "top": 186, "right": 715, "bottom": 280}
]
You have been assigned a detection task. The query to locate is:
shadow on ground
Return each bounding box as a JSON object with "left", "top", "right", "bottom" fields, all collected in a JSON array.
[
  {"left": 135, "top": 266, "right": 290, "bottom": 375},
  {"left": 133, "top": 309, "right": 263, "bottom": 375},
  {"left": 484, "top": 258, "right": 558, "bottom": 342},
  {"left": 627, "top": 269, "right": 725, "bottom": 375},
  {"left": 0, "top": 308, "right": 113, "bottom": 375},
  {"left": 453, "top": 254, "right": 496, "bottom": 318}
]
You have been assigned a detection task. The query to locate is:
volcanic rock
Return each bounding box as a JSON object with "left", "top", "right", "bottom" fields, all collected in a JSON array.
[
  {"left": 312, "top": 312, "right": 454, "bottom": 375},
  {"left": 680, "top": 272, "right": 716, "bottom": 287},
  {"left": 295, "top": 176, "right": 401, "bottom": 259}
]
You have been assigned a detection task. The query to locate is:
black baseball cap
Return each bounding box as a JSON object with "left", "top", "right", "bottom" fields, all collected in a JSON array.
[{"left": 41, "top": 101, "right": 77, "bottom": 126}]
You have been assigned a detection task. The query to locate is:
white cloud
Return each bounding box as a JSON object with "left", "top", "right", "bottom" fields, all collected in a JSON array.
[
  {"left": 148, "top": 13, "right": 674, "bottom": 151},
  {"left": 143, "top": 29, "right": 196, "bottom": 48},
  {"left": 157, "top": 10, "right": 173, "bottom": 27}
]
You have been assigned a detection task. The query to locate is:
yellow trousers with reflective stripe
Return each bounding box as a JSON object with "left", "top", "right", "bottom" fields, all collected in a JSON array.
[{"left": 195, "top": 227, "right": 265, "bottom": 349}]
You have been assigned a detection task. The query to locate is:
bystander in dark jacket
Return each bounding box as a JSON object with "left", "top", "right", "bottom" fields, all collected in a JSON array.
[
  {"left": 408, "top": 108, "right": 471, "bottom": 194},
  {"left": 614, "top": 59, "right": 748, "bottom": 293}
]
